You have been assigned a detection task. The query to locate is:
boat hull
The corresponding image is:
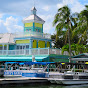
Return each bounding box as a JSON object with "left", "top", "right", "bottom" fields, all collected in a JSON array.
[{"left": 56, "top": 79, "right": 88, "bottom": 85}]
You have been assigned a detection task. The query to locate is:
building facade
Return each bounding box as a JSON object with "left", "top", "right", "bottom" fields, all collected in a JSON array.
[{"left": 0, "top": 7, "right": 69, "bottom": 62}]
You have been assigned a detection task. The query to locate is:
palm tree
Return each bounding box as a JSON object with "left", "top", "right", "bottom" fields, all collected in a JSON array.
[
  {"left": 62, "top": 43, "right": 88, "bottom": 56},
  {"left": 53, "top": 6, "right": 76, "bottom": 62},
  {"left": 73, "top": 5, "right": 88, "bottom": 44}
]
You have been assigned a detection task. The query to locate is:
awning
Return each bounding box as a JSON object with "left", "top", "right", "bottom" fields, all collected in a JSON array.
[
  {"left": 71, "top": 58, "right": 88, "bottom": 61},
  {"left": 0, "top": 56, "right": 47, "bottom": 61}
]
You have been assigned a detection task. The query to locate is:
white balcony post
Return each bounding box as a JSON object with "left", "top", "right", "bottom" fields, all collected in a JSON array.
[
  {"left": 7, "top": 44, "right": 8, "bottom": 55},
  {"left": 48, "top": 47, "right": 50, "bottom": 55}
]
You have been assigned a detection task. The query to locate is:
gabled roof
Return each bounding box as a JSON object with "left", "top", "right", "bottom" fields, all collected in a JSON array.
[
  {"left": 23, "top": 7, "right": 45, "bottom": 24},
  {"left": 0, "top": 33, "right": 15, "bottom": 44},
  {"left": 71, "top": 53, "right": 88, "bottom": 61},
  {"left": 72, "top": 53, "right": 88, "bottom": 58},
  {"left": 23, "top": 14, "right": 45, "bottom": 24}
]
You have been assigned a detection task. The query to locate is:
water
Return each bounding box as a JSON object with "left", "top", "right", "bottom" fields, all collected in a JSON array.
[{"left": 1, "top": 84, "right": 88, "bottom": 88}]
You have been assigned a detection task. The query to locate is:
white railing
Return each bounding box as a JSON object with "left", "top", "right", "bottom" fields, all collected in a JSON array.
[
  {"left": 0, "top": 48, "right": 69, "bottom": 56},
  {"left": 14, "top": 31, "right": 51, "bottom": 39}
]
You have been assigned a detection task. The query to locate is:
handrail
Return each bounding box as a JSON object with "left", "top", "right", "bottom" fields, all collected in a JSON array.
[{"left": 0, "top": 48, "right": 69, "bottom": 55}]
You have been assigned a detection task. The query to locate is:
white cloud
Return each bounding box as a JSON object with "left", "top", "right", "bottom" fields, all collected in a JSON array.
[
  {"left": 57, "top": 0, "right": 85, "bottom": 13},
  {"left": 39, "top": 14, "right": 53, "bottom": 21},
  {"left": 39, "top": 14, "right": 54, "bottom": 33},
  {"left": 71, "top": 1, "right": 85, "bottom": 13},
  {"left": 42, "top": 6, "right": 50, "bottom": 11},
  {"left": 0, "top": 16, "right": 23, "bottom": 33},
  {"left": 0, "top": 13, "right": 3, "bottom": 18},
  {"left": 57, "top": 4, "right": 64, "bottom": 9}
]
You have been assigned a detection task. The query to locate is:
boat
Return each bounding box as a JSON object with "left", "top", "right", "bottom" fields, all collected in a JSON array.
[
  {"left": 0, "top": 62, "right": 54, "bottom": 85},
  {"left": 0, "top": 64, "right": 4, "bottom": 77},
  {"left": 4, "top": 62, "right": 52, "bottom": 78},
  {"left": 48, "top": 62, "right": 88, "bottom": 85},
  {"left": 0, "top": 68, "right": 4, "bottom": 77}
]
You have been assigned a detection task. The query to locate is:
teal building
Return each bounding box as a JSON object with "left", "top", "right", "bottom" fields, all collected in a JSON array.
[{"left": 0, "top": 7, "right": 69, "bottom": 62}]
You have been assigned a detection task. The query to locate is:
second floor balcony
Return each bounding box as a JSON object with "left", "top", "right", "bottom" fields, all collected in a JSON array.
[
  {"left": 0, "top": 48, "right": 69, "bottom": 56},
  {"left": 14, "top": 31, "right": 51, "bottom": 39}
]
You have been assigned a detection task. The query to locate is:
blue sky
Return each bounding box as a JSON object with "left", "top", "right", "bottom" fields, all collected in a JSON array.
[{"left": 0, "top": 0, "right": 88, "bottom": 34}]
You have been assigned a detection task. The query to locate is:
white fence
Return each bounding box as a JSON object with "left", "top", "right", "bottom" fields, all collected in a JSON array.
[{"left": 0, "top": 48, "right": 69, "bottom": 55}]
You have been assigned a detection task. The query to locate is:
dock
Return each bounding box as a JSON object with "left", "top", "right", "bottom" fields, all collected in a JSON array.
[{"left": 0, "top": 77, "right": 49, "bottom": 85}]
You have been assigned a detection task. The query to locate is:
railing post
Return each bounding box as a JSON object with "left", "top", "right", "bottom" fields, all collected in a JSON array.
[
  {"left": 38, "top": 47, "right": 40, "bottom": 55},
  {"left": 29, "top": 48, "right": 32, "bottom": 55},
  {"left": 24, "top": 49, "right": 26, "bottom": 55}
]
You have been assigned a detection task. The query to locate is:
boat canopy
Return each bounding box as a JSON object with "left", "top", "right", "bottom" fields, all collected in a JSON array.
[
  {"left": 5, "top": 62, "right": 19, "bottom": 64},
  {"left": 24, "top": 62, "right": 54, "bottom": 65},
  {"left": 5, "top": 62, "right": 54, "bottom": 65}
]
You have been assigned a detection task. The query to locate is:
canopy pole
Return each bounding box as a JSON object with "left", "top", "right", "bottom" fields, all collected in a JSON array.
[{"left": 32, "top": 55, "right": 35, "bottom": 68}]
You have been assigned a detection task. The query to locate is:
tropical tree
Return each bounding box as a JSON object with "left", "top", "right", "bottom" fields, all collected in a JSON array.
[
  {"left": 72, "top": 5, "right": 88, "bottom": 44},
  {"left": 53, "top": 6, "right": 77, "bottom": 62},
  {"left": 62, "top": 44, "right": 88, "bottom": 56}
]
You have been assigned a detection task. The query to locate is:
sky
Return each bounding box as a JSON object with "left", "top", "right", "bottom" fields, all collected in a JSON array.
[{"left": 0, "top": 0, "right": 88, "bottom": 34}]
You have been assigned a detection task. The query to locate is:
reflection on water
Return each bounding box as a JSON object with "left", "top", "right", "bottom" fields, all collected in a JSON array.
[{"left": 1, "top": 84, "right": 88, "bottom": 88}]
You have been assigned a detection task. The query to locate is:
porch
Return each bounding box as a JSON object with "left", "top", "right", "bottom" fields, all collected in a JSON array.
[{"left": 0, "top": 48, "right": 69, "bottom": 56}]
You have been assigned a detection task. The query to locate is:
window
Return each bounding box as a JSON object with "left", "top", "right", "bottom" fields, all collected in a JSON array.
[
  {"left": 23, "top": 46, "right": 25, "bottom": 49},
  {"left": 20, "top": 46, "right": 22, "bottom": 49},
  {"left": 39, "top": 30, "right": 41, "bottom": 32},
  {"left": 4, "top": 46, "right": 7, "bottom": 50},
  {"left": 29, "top": 29, "right": 31, "bottom": 31},
  {"left": 26, "top": 29, "right": 29, "bottom": 31},
  {"left": 16, "top": 46, "right": 19, "bottom": 49},
  {"left": 26, "top": 45, "right": 29, "bottom": 49},
  {"left": 0, "top": 47, "right": 2, "bottom": 50},
  {"left": 36, "top": 29, "right": 38, "bottom": 32}
]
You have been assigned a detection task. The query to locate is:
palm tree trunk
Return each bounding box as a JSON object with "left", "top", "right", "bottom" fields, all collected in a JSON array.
[
  {"left": 68, "top": 28, "right": 71, "bottom": 63},
  {"left": 68, "top": 20, "right": 72, "bottom": 63}
]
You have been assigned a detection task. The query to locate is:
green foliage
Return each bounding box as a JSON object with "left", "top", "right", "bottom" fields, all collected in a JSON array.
[
  {"left": 52, "top": 5, "right": 88, "bottom": 54},
  {"left": 72, "top": 5, "right": 88, "bottom": 44},
  {"left": 62, "top": 44, "right": 88, "bottom": 56}
]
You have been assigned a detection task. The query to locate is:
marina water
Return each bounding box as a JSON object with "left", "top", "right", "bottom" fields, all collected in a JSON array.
[{"left": 1, "top": 84, "right": 88, "bottom": 88}]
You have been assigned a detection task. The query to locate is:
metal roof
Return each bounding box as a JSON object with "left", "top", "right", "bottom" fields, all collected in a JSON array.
[
  {"left": 72, "top": 53, "right": 88, "bottom": 58},
  {"left": 23, "top": 7, "right": 45, "bottom": 24},
  {"left": 23, "top": 14, "right": 45, "bottom": 24},
  {"left": 0, "top": 33, "right": 15, "bottom": 44},
  {"left": 72, "top": 53, "right": 88, "bottom": 61}
]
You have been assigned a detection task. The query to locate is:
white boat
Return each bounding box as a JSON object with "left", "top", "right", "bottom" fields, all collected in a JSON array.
[
  {"left": 1, "top": 62, "right": 52, "bottom": 85},
  {"left": 4, "top": 62, "right": 51, "bottom": 78},
  {"left": 48, "top": 63, "right": 88, "bottom": 85}
]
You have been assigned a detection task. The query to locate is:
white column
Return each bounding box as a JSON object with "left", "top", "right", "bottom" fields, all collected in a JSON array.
[
  {"left": 7, "top": 44, "right": 8, "bottom": 55},
  {"left": 2, "top": 44, "right": 4, "bottom": 50}
]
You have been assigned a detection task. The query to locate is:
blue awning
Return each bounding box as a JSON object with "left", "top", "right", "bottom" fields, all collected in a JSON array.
[
  {"left": 5, "top": 62, "right": 19, "bottom": 64},
  {"left": 24, "top": 62, "right": 54, "bottom": 65},
  {"left": 5, "top": 62, "right": 54, "bottom": 65}
]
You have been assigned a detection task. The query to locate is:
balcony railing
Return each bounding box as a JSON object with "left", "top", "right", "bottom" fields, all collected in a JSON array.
[
  {"left": 14, "top": 32, "right": 51, "bottom": 39},
  {"left": 0, "top": 48, "right": 69, "bottom": 56}
]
